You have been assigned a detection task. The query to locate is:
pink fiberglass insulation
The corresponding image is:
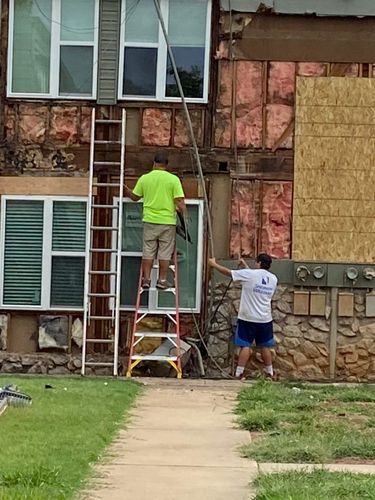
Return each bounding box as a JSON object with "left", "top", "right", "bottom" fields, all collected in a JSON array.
[
  {"left": 236, "top": 107, "right": 263, "bottom": 148},
  {"left": 297, "top": 62, "right": 327, "bottom": 77},
  {"left": 214, "top": 108, "right": 232, "bottom": 148},
  {"left": 230, "top": 181, "right": 257, "bottom": 258},
  {"left": 267, "top": 62, "right": 296, "bottom": 105},
  {"left": 235, "top": 61, "right": 263, "bottom": 148},
  {"left": 49, "top": 106, "right": 79, "bottom": 145},
  {"left": 261, "top": 182, "right": 292, "bottom": 259},
  {"left": 141, "top": 108, "right": 172, "bottom": 146},
  {"left": 4, "top": 105, "right": 16, "bottom": 142},
  {"left": 80, "top": 107, "right": 92, "bottom": 144},
  {"left": 174, "top": 110, "right": 203, "bottom": 148},
  {"left": 236, "top": 61, "right": 262, "bottom": 106},
  {"left": 266, "top": 104, "right": 294, "bottom": 149},
  {"left": 18, "top": 104, "right": 48, "bottom": 145},
  {"left": 217, "top": 60, "right": 232, "bottom": 108}
]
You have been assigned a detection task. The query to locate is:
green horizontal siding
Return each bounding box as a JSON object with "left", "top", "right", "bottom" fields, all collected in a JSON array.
[
  {"left": 3, "top": 200, "right": 44, "bottom": 305},
  {"left": 97, "top": 0, "right": 121, "bottom": 104}
]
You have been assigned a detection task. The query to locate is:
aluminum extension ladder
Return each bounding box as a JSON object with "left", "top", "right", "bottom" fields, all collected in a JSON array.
[
  {"left": 126, "top": 251, "right": 182, "bottom": 378},
  {"left": 82, "top": 109, "right": 126, "bottom": 376}
]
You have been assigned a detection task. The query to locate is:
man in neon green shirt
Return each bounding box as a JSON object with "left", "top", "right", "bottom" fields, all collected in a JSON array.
[{"left": 125, "top": 153, "right": 187, "bottom": 290}]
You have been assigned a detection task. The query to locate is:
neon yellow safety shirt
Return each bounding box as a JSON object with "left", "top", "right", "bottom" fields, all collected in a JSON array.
[{"left": 133, "top": 170, "right": 185, "bottom": 225}]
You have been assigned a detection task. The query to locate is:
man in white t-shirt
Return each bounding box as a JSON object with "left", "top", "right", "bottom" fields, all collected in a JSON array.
[{"left": 208, "top": 254, "right": 278, "bottom": 380}]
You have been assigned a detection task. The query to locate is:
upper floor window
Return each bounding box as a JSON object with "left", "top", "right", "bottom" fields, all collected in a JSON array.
[
  {"left": 8, "top": 0, "right": 98, "bottom": 99},
  {"left": 119, "top": 0, "right": 211, "bottom": 102}
]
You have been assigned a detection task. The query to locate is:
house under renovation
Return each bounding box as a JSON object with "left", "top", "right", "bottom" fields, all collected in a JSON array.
[{"left": 0, "top": 0, "right": 375, "bottom": 381}]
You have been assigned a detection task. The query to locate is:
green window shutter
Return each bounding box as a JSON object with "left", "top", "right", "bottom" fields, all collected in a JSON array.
[
  {"left": 51, "top": 256, "right": 85, "bottom": 307},
  {"left": 51, "top": 201, "right": 87, "bottom": 307},
  {"left": 3, "top": 200, "right": 44, "bottom": 305},
  {"left": 97, "top": 0, "right": 121, "bottom": 104},
  {"left": 52, "top": 201, "right": 87, "bottom": 251}
]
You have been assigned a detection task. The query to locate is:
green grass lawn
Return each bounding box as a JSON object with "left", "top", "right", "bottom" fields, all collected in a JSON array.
[
  {"left": 237, "top": 380, "right": 375, "bottom": 463},
  {"left": 0, "top": 376, "right": 140, "bottom": 499},
  {"left": 255, "top": 470, "right": 375, "bottom": 500}
]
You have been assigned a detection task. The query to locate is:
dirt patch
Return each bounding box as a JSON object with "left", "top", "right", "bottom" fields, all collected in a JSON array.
[{"left": 334, "top": 458, "right": 375, "bottom": 465}]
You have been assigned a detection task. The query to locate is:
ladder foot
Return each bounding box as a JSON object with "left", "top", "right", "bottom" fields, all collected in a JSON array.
[{"left": 126, "top": 371, "right": 132, "bottom": 378}]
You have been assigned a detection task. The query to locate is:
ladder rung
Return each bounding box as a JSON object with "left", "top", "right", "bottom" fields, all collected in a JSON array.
[
  {"left": 94, "top": 161, "right": 121, "bottom": 166},
  {"left": 145, "top": 287, "right": 176, "bottom": 292},
  {"left": 85, "top": 339, "right": 114, "bottom": 344},
  {"left": 85, "top": 361, "right": 114, "bottom": 367},
  {"left": 89, "top": 270, "right": 117, "bottom": 275},
  {"left": 131, "top": 355, "right": 178, "bottom": 362},
  {"left": 134, "top": 332, "right": 178, "bottom": 339},
  {"left": 89, "top": 316, "right": 114, "bottom": 320},
  {"left": 90, "top": 248, "right": 118, "bottom": 253},
  {"left": 91, "top": 226, "right": 119, "bottom": 231},
  {"left": 95, "top": 119, "right": 122, "bottom": 124},
  {"left": 92, "top": 204, "right": 119, "bottom": 209},
  {"left": 95, "top": 140, "right": 121, "bottom": 144},
  {"left": 92, "top": 183, "right": 121, "bottom": 188},
  {"left": 89, "top": 293, "right": 116, "bottom": 297}
]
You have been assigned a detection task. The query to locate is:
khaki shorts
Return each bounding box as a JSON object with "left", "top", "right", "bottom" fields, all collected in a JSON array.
[{"left": 143, "top": 223, "right": 176, "bottom": 260}]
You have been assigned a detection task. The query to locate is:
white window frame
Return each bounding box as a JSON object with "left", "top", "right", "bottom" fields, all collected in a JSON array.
[
  {"left": 118, "top": 0, "right": 212, "bottom": 103},
  {"left": 0, "top": 195, "right": 87, "bottom": 311},
  {"left": 114, "top": 198, "right": 204, "bottom": 313},
  {"left": 7, "top": 0, "right": 99, "bottom": 100}
]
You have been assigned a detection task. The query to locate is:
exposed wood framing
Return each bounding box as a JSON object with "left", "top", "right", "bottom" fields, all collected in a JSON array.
[{"left": 271, "top": 119, "right": 295, "bottom": 153}]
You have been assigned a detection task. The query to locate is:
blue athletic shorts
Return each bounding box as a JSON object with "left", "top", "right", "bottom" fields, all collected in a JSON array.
[{"left": 234, "top": 319, "right": 275, "bottom": 348}]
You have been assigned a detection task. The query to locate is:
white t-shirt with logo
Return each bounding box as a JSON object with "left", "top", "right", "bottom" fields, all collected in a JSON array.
[{"left": 231, "top": 269, "right": 278, "bottom": 323}]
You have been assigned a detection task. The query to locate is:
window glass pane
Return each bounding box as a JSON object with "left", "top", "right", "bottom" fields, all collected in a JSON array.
[
  {"left": 168, "top": 0, "right": 207, "bottom": 47},
  {"left": 166, "top": 47, "right": 205, "bottom": 98},
  {"left": 12, "top": 0, "right": 52, "bottom": 93},
  {"left": 3, "top": 200, "right": 44, "bottom": 305},
  {"left": 59, "top": 46, "right": 93, "bottom": 95},
  {"left": 123, "top": 47, "right": 157, "bottom": 96},
  {"left": 52, "top": 201, "right": 87, "bottom": 252},
  {"left": 120, "top": 257, "right": 148, "bottom": 307},
  {"left": 158, "top": 205, "right": 200, "bottom": 309},
  {"left": 122, "top": 202, "right": 143, "bottom": 252},
  {"left": 61, "top": 0, "right": 95, "bottom": 42},
  {"left": 124, "top": 0, "right": 158, "bottom": 43},
  {"left": 51, "top": 256, "right": 85, "bottom": 307}
]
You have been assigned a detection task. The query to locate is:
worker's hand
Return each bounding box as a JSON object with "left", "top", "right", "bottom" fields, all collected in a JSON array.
[
  {"left": 208, "top": 257, "right": 217, "bottom": 267},
  {"left": 238, "top": 258, "right": 248, "bottom": 269}
]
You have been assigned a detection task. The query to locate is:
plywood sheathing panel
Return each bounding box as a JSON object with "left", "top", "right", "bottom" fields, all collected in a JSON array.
[
  {"left": 0, "top": 177, "right": 89, "bottom": 196},
  {"left": 293, "top": 77, "right": 375, "bottom": 263}
]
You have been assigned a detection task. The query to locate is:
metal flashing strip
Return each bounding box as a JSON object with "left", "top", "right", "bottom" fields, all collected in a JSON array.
[{"left": 220, "top": 0, "right": 375, "bottom": 17}]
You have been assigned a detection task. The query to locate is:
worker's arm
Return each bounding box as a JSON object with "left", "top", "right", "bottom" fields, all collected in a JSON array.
[
  {"left": 174, "top": 197, "right": 187, "bottom": 218},
  {"left": 124, "top": 185, "right": 141, "bottom": 202},
  {"left": 208, "top": 258, "right": 232, "bottom": 278}
]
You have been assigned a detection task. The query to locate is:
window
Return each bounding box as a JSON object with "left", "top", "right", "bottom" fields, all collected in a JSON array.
[
  {"left": 119, "top": 200, "right": 204, "bottom": 313},
  {"left": 1, "top": 197, "right": 87, "bottom": 309},
  {"left": 8, "top": 0, "right": 98, "bottom": 98},
  {"left": 120, "top": 0, "right": 211, "bottom": 102}
]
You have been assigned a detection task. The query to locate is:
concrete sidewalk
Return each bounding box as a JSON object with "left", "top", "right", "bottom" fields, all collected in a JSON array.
[{"left": 86, "top": 379, "right": 257, "bottom": 500}]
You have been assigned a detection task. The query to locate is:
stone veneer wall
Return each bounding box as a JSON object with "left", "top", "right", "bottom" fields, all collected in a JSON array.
[
  {"left": 206, "top": 284, "right": 375, "bottom": 381},
  {"left": 0, "top": 353, "right": 115, "bottom": 376}
]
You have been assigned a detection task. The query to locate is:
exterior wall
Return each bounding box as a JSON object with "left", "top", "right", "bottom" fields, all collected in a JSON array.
[{"left": 206, "top": 283, "right": 375, "bottom": 382}]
